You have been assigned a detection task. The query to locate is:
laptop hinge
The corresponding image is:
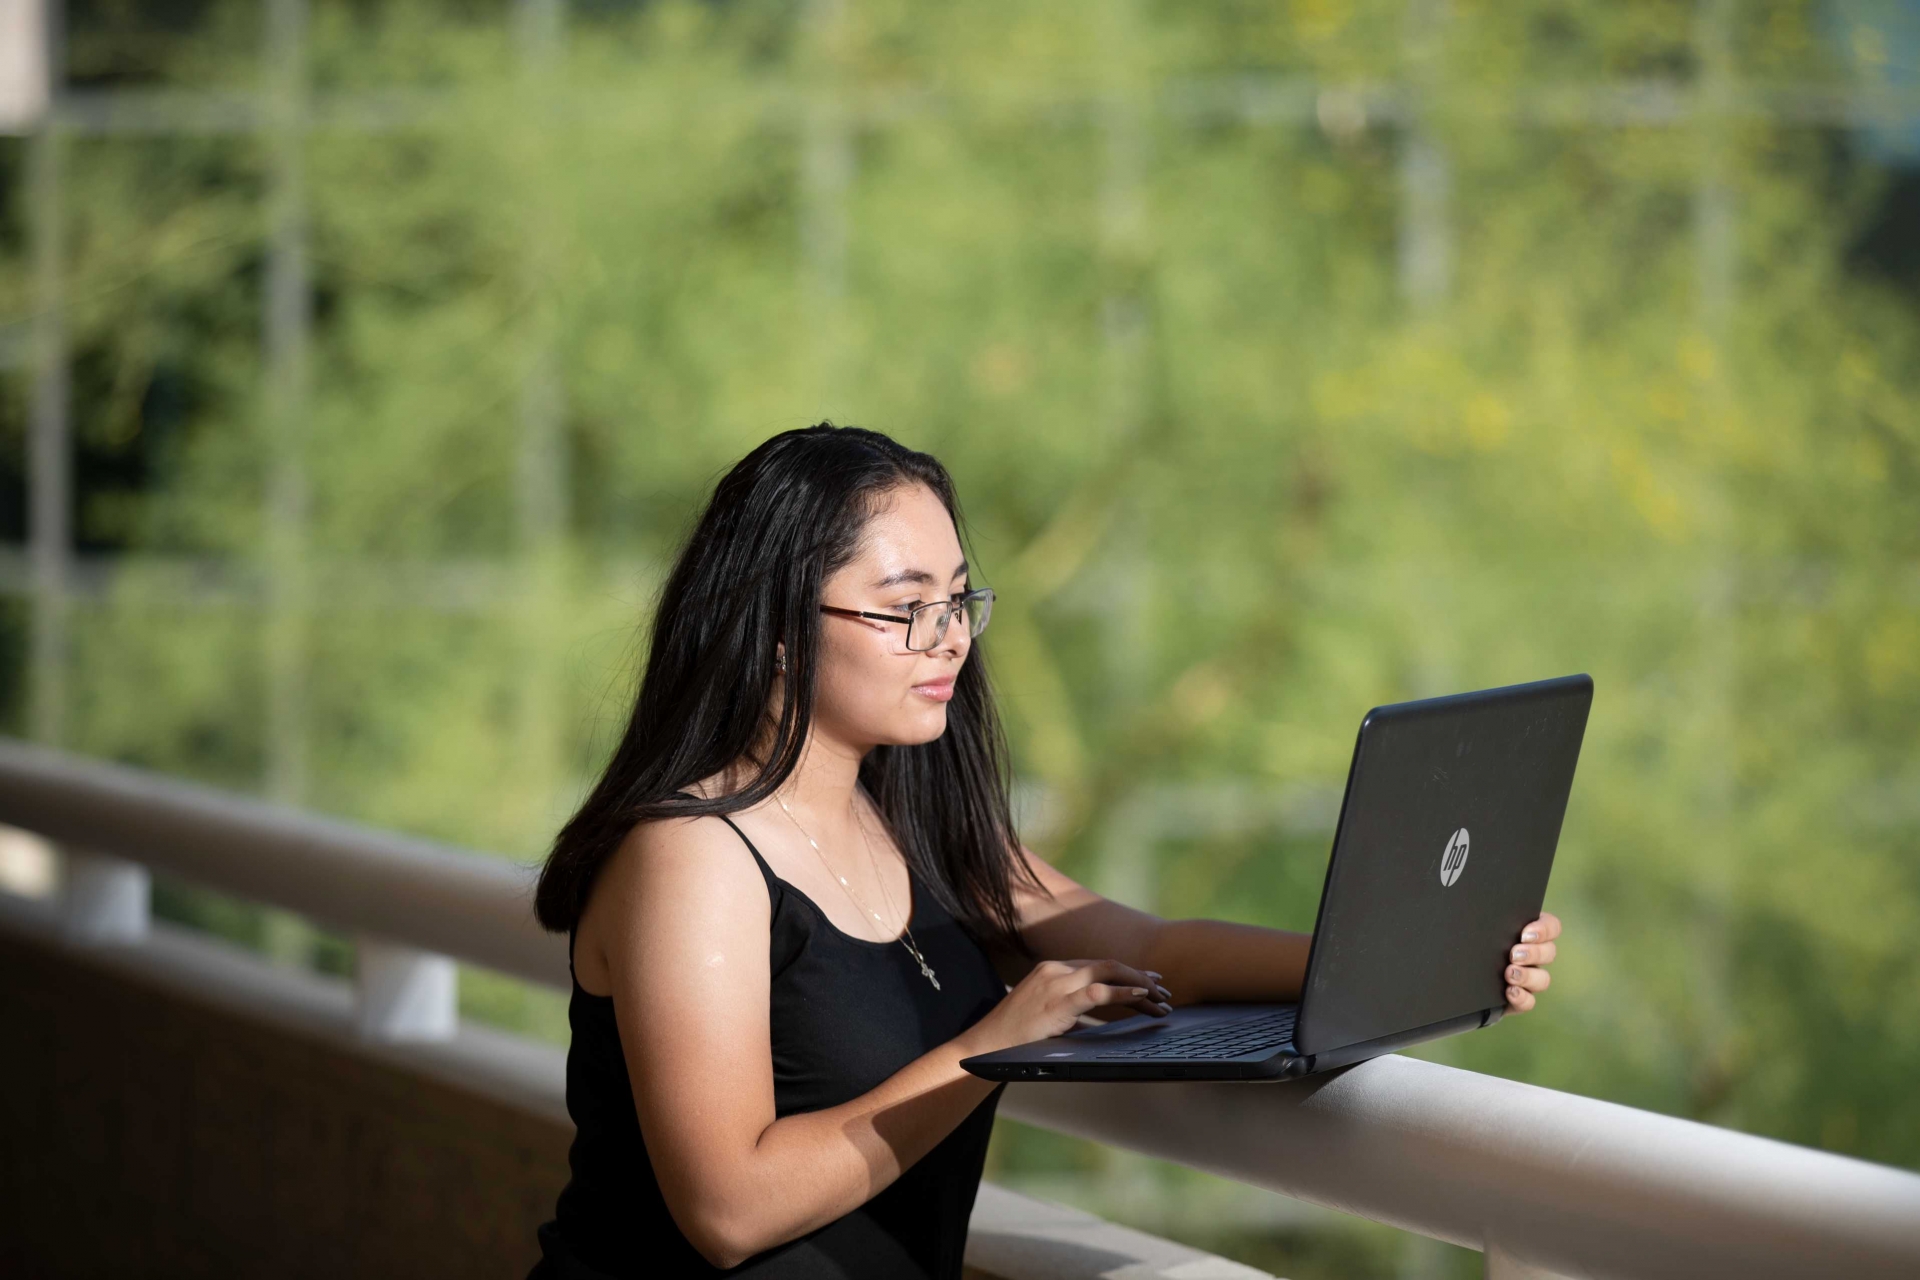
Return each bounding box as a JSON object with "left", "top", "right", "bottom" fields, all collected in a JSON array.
[{"left": 1299, "top": 1009, "right": 1492, "bottom": 1074}]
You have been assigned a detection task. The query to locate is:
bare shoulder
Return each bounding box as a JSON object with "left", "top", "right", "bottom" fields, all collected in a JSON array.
[
  {"left": 605, "top": 813, "right": 767, "bottom": 920},
  {"left": 576, "top": 812, "right": 771, "bottom": 991}
]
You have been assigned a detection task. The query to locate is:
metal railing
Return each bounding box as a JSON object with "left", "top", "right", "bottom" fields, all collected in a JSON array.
[
  {"left": 3, "top": 737, "right": 1919, "bottom": 1279},
  {"left": 0, "top": 737, "right": 564, "bottom": 1040}
]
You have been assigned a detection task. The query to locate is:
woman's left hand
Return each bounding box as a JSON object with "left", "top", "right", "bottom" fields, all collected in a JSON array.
[{"left": 1503, "top": 911, "right": 1561, "bottom": 1013}]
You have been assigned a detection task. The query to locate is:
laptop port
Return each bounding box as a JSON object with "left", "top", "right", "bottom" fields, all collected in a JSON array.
[{"left": 1034, "top": 1066, "right": 1057, "bottom": 1077}]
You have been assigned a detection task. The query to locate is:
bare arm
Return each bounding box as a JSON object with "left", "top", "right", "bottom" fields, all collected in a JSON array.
[
  {"left": 1010, "top": 848, "right": 1560, "bottom": 1013},
  {"left": 1010, "top": 849, "right": 1311, "bottom": 1003},
  {"left": 586, "top": 818, "right": 1168, "bottom": 1268}
]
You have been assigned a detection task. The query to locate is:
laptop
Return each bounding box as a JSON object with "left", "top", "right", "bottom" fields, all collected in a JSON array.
[{"left": 961, "top": 673, "right": 1592, "bottom": 1083}]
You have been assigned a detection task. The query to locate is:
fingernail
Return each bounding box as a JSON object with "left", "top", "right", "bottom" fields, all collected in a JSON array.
[
  {"left": 1513, "top": 947, "right": 1530, "bottom": 962},
  {"left": 1131, "top": 987, "right": 1148, "bottom": 996},
  {"left": 1509, "top": 966, "right": 1523, "bottom": 981},
  {"left": 1146, "top": 971, "right": 1162, "bottom": 980},
  {"left": 1523, "top": 929, "right": 1539, "bottom": 942},
  {"left": 1509, "top": 986, "right": 1524, "bottom": 999}
]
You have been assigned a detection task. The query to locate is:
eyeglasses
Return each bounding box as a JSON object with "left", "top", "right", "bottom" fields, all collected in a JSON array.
[{"left": 820, "top": 587, "right": 995, "bottom": 653}]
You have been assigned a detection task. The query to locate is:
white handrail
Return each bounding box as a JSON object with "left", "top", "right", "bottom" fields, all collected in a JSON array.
[
  {"left": 999, "top": 1062, "right": 1920, "bottom": 1279},
  {"left": 0, "top": 738, "right": 566, "bottom": 989},
  {"left": 3, "top": 738, "right": 1919, "bottom": 1278}
]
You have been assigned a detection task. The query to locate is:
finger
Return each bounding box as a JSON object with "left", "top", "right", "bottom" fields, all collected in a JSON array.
[
  {"left": 1509, "top": 940, "right": 1557, "bottom": 967},
  {"left": 1091, "top": 983, "right": 1172, "bottom": 1014},
  {"left": 1072, "top": 960, "right": 1164, "bottom": 998},
  {"left": 1059, "top": 960, "right": 1171, "bottom": 1007},
  {"left": 1520, "top": 913, "right": 1562, "bottom": 944},
  {"left": 1505, "top": 963, "right": 1551, "bottom": 993},
  {"left": 1078, "top": 984, "right": 1173, "bottom": 1017},
  {"left": 1505, "top": 984, "right": 1536, "bottom": 1013},
  {"left": 1079, "top": 985, "right": 1169, "bottom": 1018}
]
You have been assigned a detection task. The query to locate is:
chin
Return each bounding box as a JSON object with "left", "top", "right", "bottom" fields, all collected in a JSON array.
[{"left": 884, "top": 708, "right": 950, "bottom": 748}]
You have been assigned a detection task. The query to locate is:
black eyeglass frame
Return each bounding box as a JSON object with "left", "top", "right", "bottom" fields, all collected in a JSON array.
[{"left": 819, "top": 587, "right": 995, "bottom": 653}]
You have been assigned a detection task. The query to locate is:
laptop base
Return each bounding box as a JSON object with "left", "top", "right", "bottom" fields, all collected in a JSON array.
[{"left": 961, "top": 1004, "right": 1499, "bottom": 1083}]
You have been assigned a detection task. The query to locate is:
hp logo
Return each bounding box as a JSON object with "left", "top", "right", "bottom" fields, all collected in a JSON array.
[{"left": 1440, "top": 827, "right": 1471, "bottom": 887}]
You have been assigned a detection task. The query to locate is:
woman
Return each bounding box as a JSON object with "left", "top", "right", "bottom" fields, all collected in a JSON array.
[{"left": 530, "top": 424, "right": 1561, "bottom": 1277}]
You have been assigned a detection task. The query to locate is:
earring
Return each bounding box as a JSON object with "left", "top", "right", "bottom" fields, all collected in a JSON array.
[{"left": 775, "top": 654, "right": 787, "bottom": 674}]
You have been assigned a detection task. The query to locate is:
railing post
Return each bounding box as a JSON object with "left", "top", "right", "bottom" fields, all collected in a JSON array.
[
  {"left": 0, "top": 823, "right": 57, "bottom": 897},
  {"left": 61, "top": 850, "right": 150, "bottom": 945},
  {"left": 355, "top": 939, "right": 458, "bottom": 1042}
]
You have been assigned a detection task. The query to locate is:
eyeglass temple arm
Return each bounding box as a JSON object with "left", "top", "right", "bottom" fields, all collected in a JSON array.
[
  {"left": 819, "top": 605, "right": 913, "bottom": 625},
  {"left": 820, "top": 592, "right": 985, "bottom": 624}
]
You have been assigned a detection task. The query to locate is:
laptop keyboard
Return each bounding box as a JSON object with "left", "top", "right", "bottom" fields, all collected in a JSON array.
[{"left": 1092, "top": 1008, "right": 1297, "bottom": 1061}]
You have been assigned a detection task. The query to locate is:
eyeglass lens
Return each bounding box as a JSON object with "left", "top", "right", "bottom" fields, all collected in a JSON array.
[{"left": 906, "top": 592, "right": 993, "bottom": 651}]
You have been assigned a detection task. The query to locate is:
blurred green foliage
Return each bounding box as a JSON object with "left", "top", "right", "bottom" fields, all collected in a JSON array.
[{"left": 3, "top": 1, "right": 1919, "bottom": 1274}]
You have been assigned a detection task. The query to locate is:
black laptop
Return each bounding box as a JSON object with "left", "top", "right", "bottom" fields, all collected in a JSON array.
[{"left": 961, "top": 674, "right": 1592, "bottom": 1083}]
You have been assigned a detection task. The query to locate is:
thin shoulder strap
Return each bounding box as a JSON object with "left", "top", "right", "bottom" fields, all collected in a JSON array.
[
  {"left": 668, "top": 790, "right": 778, "bottom": 889},
  {"left": 715, "top": 812, "right": 782, "bottom": 900}
]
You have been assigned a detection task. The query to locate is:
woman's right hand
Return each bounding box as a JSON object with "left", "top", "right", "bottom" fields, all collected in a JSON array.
[{"left": 958, "top": 959, "right": 1173, "bottom": 1057}]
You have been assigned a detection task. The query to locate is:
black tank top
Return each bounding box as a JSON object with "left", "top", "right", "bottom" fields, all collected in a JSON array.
[{"left": 534, "top": 815, "right": 1008, "bottom": 1278}]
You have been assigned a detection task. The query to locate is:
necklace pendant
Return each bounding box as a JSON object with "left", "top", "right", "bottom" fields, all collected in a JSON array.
[{"left": 920, "top": 960, "right": 941, "bottom": 991}]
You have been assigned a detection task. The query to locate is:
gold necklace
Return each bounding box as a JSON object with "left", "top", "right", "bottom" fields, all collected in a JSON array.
[
  {"left": 775, "top": 791, "right": 942, "bottom": 991},
  {"left": 849, "top": 803, "right": 943, "bottom": 991}
]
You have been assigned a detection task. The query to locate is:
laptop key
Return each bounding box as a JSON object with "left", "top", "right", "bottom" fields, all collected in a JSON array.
[{"left": 1093, "top": 1010, "right": 1297, "bottom": 1061}]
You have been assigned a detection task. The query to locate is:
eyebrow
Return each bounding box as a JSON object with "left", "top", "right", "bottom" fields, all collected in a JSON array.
[{"left": 871, "top": 559, "right": 968, "bottom": 590}]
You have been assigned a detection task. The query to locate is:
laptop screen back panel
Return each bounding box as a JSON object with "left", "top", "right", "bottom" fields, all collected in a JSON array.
[{"left": 1292, "top": 675, "right": 1592, "bottom": 1057}]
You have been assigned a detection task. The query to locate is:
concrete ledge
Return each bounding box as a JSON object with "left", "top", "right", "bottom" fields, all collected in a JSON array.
[{"left": 0, "top": 897, "right": 1273, "bottom": 1279}]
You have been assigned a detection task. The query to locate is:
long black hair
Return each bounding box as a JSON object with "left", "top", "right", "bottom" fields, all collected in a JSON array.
[{"left": 534, "top": 424, "right": 1037, "bottom": 949}]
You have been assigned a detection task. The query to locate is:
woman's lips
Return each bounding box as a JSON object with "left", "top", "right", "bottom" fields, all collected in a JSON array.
[{"left": 912, "top": 677, "right": 956, "bottom": 702}]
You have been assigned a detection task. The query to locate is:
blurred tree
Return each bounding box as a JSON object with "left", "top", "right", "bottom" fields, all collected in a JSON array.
[{"left": 2, "top": 0, "right": 1917, "bottom": 1271}]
